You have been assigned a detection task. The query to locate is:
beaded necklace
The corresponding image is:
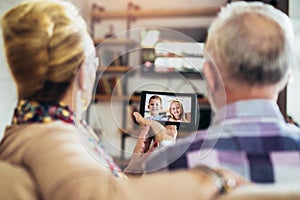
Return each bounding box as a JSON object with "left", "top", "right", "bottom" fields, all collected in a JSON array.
[{"left": 12, "top": 99, "right": 122, "bottom": 178}]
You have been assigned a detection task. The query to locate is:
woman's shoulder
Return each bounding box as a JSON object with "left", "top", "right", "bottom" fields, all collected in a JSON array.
[
  {"left": 1, "top": 120, "right": 102, "bottom": 158},
  {"left": 0, "top": 121, "right": 86, "bottom": 163},
  {"left": 5, "top": 121, "right": 77, "bottom": 136},
  {"left": 2, "top": 121, "right": 80, "bottom": 151}
]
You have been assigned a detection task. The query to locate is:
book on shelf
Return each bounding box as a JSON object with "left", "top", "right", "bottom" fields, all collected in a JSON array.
[
  {"left": 96, "top": 76, "right": 123, "bottom": 96},
  {"left": 101, "top": 49, "right": 127, "bottom": 67}
]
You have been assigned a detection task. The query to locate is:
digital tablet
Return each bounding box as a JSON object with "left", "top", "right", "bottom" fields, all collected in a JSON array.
[{"left": 139, "top": 91, "right": 198, "bottom": 130}]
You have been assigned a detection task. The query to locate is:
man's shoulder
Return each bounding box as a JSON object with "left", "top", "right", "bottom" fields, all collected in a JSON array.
[{"left": 144, "top": 125, "right": 300, "bottom": 173}]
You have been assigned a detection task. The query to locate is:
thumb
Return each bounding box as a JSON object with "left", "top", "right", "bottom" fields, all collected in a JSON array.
[
  {"left": 139, "top": 125, "right": 150, "bottom": 140},
  {"left": 133, "top": 112, "right": 150, "bottom": 126},
  {"left": 133, "top": 125, "right": 151, "bottom": 154},
  {"left": 145, "top": 141, "right": 159, "bottom": 155}
]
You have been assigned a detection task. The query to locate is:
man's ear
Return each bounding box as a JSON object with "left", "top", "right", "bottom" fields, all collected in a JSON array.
[
  {"left": 277, "top": 69, "right": 291, "bottom": 93},
  {"left": 202, "top": 60, "right": 217, "bottom": 92},
  {"left": 77, "top": 61, "right": 87, "bottom": 91}
]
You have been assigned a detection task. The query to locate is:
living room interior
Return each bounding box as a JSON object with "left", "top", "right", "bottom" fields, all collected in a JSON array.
[
  {"left": 1, "top": 0, "right": 300, "bottom": 199},
  {"left": 1, "top": 0, "right": 300, "bottom": 166}
]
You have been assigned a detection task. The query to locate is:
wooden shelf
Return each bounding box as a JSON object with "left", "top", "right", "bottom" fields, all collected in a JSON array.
[
  {"left": 94, "top": 95, "right": 135, "bottom": 101},
  {"left": 97, "top": 66, "right": 132, "bottom": 73},
  {"left": 94, "top": 38, "right": 136, "bottom": 46},
  {"left": 93, "top": 93, "right": 210, "bottom": 105},
  {"left": 92, "top": 94, "right": 209, "bottom": 104},
  {"left": 91, "top": 7, "right": 220, "bottom": 20}
]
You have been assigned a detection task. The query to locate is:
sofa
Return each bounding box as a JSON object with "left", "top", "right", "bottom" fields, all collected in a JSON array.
[{"left": 1, "top": 160, "right": 300, "bottom": 200}]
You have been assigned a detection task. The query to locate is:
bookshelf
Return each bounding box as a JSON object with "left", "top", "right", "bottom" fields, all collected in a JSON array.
[
  {"left": 88, "top": 1, "right": 290, "bottom": 164},
  {"left": 89, "top": 2, "right": 218, "bottom": 160},
  {"left": 141, "top": 41, "right": 205, "bottom": 75},
  {"left": 95, "top": 66, "right": 133, "bottom": 97}
]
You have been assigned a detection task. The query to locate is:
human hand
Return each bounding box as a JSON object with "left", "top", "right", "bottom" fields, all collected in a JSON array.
[
  {"left": 124, "top": 125, "right": 159, "bottom": 174},
  {"left": 133, "top": 112, "right": 177, "bottom": 144},
  {"left": 217, "top": 167, "right": 251, "bottom": 190},
  {"left": 132, "top": 125, "right": 158, "bottom": 154},
  {"left": 192, "top": 165, "right": 250, "bottom": 198}
]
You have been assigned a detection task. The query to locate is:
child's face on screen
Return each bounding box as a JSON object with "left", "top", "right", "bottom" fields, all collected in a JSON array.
[
  {"left": 148, "top": 98, "right": 161, "bottom": 116},
  {"left": 170, "top": 102, "right": 182, "bottom": 119}
]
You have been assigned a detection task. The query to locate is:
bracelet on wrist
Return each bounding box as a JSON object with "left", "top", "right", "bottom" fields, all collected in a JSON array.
[{"left": 193, "top": 165, "right": 236, "bottom": 196}]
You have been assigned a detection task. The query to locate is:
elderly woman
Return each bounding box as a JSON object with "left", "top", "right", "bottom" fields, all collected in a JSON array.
[{"left": 0, "top": 0, "right": 246, "bottom": 199}]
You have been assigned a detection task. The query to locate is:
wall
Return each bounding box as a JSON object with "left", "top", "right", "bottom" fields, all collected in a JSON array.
[
  {"left": 0, "top": 0, "right": 21, "bottom": 140},
  {"left": 287, "top": 0, "right": 300, "bottom": 124}
]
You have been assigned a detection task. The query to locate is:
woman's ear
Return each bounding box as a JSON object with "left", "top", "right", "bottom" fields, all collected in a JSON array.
[{"left": 77, "top": 61, "right": 87, "bottom": 91}]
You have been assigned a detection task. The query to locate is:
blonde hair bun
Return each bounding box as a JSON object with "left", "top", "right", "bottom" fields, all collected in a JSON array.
[{"left": 2, "top": 0, "right": 89, "bottom": 101}]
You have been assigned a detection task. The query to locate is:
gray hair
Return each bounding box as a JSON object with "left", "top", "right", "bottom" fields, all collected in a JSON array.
[{"left": 205, "top": 1, "right": 295, "bottom": 86}]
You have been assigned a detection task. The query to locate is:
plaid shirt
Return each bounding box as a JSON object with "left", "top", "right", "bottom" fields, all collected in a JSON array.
[{"left": 145, "top": 100, "right": 300, "bottom": 183}]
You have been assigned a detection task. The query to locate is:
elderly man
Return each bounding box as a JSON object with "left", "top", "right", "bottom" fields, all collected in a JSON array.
[{"left": 144, "top": 1, "right": 300, "bottom": 183}]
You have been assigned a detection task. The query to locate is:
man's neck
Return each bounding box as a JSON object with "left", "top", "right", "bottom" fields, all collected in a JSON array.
[{"left": 225, "top": 84, "right": 278, "bottom": 104}]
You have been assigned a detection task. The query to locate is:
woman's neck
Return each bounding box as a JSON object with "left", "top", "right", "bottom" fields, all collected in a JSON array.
[{"left": 60, "top": 83, "right": 84, "bottom": 120}]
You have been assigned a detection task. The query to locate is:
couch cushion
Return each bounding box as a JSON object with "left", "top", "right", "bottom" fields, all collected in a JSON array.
[{"left": 0, "top": 161, "right": 40, "bottom": 200}]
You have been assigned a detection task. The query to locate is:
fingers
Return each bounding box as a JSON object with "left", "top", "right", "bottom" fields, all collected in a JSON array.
[
  {"left": 145, "top": 141, "right": 159, "bottom": 154},
  {"left": 165, "top": 125, "right": 177, "bottom": 130},
  {"left": 133, "top": 125, "right": 151, "bottom": 154},
  {"left": 133, "top": 113, "right": 177, "bottom": 143},
  {"left": 138, "top": 125, "right": 150, "bottom": 139},
  {"left": 143, "top": 137, "right": 154, "bottom": 153},
  {"left": 133, "top": 112, "right": 150, "bottom": 126},
  {"left": 148, "top": 120, "right": 166, "bottom": 135},
  {"left": 166, "top": 125, "right": 178, "bottom": 139}
]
